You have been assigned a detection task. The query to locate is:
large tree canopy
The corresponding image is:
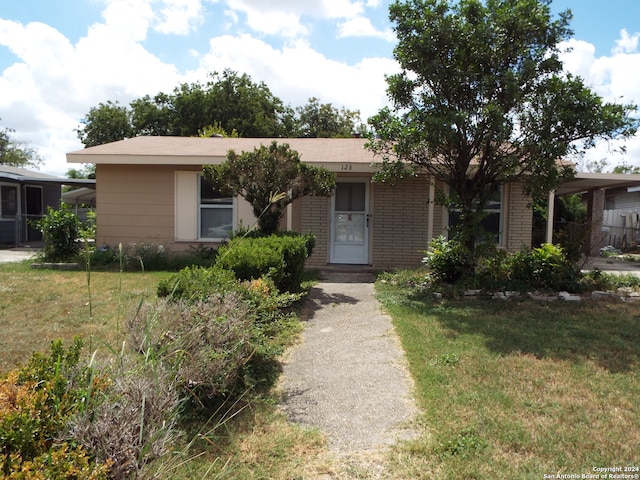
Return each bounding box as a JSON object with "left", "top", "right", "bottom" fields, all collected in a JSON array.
[
  {"left": 367, "top": 0, "right": 638, "bottom": 248},
  {"left": 203, "top": 141, "right": 336, "bottom": 235},
  {"left": 77, "top": 70, "right": 362, "bottom": 147}
]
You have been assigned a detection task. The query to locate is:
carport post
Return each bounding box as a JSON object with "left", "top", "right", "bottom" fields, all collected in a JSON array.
[
  {"left": 585, "top": 188, "right": 605, "bottom": 256},
  {"left": 546, "top": 190, "right": 555, "bottom": 244}
]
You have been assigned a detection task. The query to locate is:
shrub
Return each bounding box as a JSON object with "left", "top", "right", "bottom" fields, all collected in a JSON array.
[
  {"left": 34, "top": 204, "right": 81, "bottom": 262},
  {"left": 509, "top": 243, "right": 581, "bottom": 292},
  {"left": 216, "top": 238, "right": 285, "bottom": 289},
  {"left": 217, "top": 234, "right": 311, "bottom": 292},
  {"left": 422, "top": 236, "right": 473, "bottom": 284},
  {"left": 0, "top": 339, "right": 108, "bottom": 476},
  {"left": 5, "top": 444, "right": 110, "bottom": 479},
  {"left": 157, "top": 265, "right": 238, "bottom": 301},
  {"left": 124, "top": 242, "right": 170, "bottom": 271},
  {"left": 67, "top": 356, "right": 181, "bottom": 480},
  {"left": 129, "top": 296, "right": 255, "bottom": 400}
]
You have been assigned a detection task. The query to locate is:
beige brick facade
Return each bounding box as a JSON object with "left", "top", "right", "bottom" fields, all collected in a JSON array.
[
  {"left": 504, "top": 182, "right": 533, "bottom": 251},
  {"left": 370, "top": 176, "right": 431, "bottom": 268},
  {"left": 82, "top": 138, "right": 535, "bottom": 268}
]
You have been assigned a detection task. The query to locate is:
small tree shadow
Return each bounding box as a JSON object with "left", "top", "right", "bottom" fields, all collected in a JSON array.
[
  {"left": 299, "top": 285, "right": 360, "bottom": 321},
  {"left": 415, "top": 296, "right": 640, "bottom": 373}
]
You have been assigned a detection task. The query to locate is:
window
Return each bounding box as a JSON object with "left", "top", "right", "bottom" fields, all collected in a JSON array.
[
  {"left": 199, "top": 176, "right": 233, "bottom": 239},
  {"left": 1, "top": 185, "right": 18, "bottom": 219},
  {"left": 449, "top": 187, "right": 503, "bottom": 244}
]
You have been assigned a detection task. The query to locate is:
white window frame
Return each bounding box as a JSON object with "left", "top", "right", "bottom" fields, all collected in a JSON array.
[
  {"left": 198, "top": 175, "right": 234, "bottom": 240},
  {"left": 446, "top": 185, "right": 504, "bottom": 246}
]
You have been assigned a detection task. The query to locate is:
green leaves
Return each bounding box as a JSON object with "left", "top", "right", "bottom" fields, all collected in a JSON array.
[
  {"left": 204, "top": 141, "right": 336, "bottom": 235},
  {"left": 371, "top": 0, "right": 638, "bottom": 251}
]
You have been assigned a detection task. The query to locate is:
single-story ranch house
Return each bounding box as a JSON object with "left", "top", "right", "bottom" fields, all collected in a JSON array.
[{"left": 66, "top": 136, "right": 640, "bottom": 269}]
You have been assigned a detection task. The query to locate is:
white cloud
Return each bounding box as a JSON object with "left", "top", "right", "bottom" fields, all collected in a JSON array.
[
  {"left": 155, "top": 0, "right": 205, "bottom": 34},
  {"left": 559, "top": 37, "right": 640, "bottom": 171},
  {"left": 220, "top": 0, "right": 378, "bottom": 38},
  {"left": 338, "top": 16, "right": 395, "bottom": 42},
  {"left": 0, "top": 4, "right": 185, "bottom": 175},
  {"left": 612, "top": 28, "right": 640, "bottom": 55},
  {"left": 224, "top": 1, "right": 309, "bottom": 37},
  {"left": 197, "top": 34, "right": 398, "bottom": 120}
]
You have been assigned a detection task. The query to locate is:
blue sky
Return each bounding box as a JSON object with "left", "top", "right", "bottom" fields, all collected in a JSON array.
[{"left": 1, "top": 0, "right": 639, "bottom": 175}]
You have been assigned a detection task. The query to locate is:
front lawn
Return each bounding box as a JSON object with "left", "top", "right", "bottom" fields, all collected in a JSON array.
[
  {"left": 0, "top": 261, "right": 167, "bottom": 370},
  {"left": 377, "top": 274, "right": 640, "bottom": 479}
]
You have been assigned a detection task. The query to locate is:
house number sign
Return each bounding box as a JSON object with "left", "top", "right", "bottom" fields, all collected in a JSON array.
[{"left": 341, "top": 164, "right": 353, "bottom": 171}]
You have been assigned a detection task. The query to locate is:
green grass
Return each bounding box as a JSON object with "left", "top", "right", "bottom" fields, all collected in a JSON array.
[
  {"left": 0, "top": 260, "right": 334, "bottom": 479},
  {"left": 0, "top": 260, "right": 168, "bottom": 370},
  {"left": 5, "top": 259, "right": 638, "bottom": 479},
  {"left": 377, "top": 279, "right": 640, "bottom": 479}
]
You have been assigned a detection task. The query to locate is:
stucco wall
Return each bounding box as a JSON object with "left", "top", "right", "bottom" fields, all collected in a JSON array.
[{"left": 96, "top": 164, "right": 180, "bottom": 249}]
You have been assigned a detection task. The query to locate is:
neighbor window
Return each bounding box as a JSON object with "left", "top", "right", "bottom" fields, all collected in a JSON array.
[
  {"left": 0, "top": 185, "right": 18, "bottom": 219},
  {"left": 448, "top": 186, "right": 503, "bottom": 244},
  {"left": 199, "top": 176, "right": 233, "bottom": 239}
]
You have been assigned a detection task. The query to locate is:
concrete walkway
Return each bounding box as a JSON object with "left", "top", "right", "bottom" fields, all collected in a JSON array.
[
  {"left": 278, "top": 271, "right": 418, "bottom": 453},
  {"left": 0, "top": 248, "right": 38, "bottom": 263}
]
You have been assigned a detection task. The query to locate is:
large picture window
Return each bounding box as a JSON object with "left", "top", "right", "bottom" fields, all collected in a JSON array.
[
  {"left": 199, "top": 176, "right": 233, "bottom": 239},
  {"left": 1, "top": 185, "right": 18, "bottom": 219},
  {"left": 449, "top": 187, "right": 503, "bottom": 244}
]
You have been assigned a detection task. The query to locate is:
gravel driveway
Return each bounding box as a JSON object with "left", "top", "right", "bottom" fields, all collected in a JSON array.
[{"left": 278, "top": 272, "right": 418, "bottom": 453}]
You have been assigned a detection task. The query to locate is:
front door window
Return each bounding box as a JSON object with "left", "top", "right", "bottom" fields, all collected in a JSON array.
[{"left": 331, "top": 182, "right": 369, "bottom": 264}]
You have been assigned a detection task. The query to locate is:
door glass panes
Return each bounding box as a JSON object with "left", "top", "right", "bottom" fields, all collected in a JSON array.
[
  {"left": 335, "top": 183, "right": 365, "bottom": 212},
  {"left": 334, "top": 183, "right": 366, "bottom": 244}
]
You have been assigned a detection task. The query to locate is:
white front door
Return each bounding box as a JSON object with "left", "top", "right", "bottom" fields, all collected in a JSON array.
[{"left": 330, "top": 181, "right": 369, "bottom": 264}]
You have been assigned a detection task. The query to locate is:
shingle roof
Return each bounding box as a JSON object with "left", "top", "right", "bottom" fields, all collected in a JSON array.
[{"left": 67, "top": 136, "right": 376, "bottom": 166}]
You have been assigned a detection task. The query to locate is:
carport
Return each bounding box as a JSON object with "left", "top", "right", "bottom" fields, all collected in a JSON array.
[{"left": 548, "top": 172, "right": 640, "bottom": 255}]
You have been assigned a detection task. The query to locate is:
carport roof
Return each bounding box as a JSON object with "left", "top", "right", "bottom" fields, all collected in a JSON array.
[{"left": 555, "top": 172, "right": 640, "bottom": 196}]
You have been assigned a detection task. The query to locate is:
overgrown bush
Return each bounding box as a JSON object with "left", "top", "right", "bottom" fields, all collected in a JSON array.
[
  {"left": 35, "top": 204, "right": 81, "bottom": 262},
  {"left": 422, "top": 238, "right": 582, "bottom": 292},
  {"left": 4, "top": 444, "right": 110, "bottom": 479},
  {"left": 422, "top": 236, "right": 474, "bottom": 284},
  {"left": 0, "top": 339, "right": 109, "bottom": 476},
  {"left": 123, "top": 242, "right": 170, "bottom": 271},
  {"left": 156, "top": 265, "right": 238, "bottom": 301},
  {"left": 67, "top": 355, "right": 182, "bottom": 480},
  {"left": 129, "top": 295, "right": 255, "bottom": 400},
  {"left": 509, "top": 243, "right": 581, "bottom": 292},
  {"left": 154, "top": 271, "right": 303, "bottom": 401}
]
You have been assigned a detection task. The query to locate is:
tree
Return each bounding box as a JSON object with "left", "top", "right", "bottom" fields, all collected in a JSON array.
[
  {"left": 367, "top": 0, "right": 637, "bottom": 253},
  {"left": 77, "top": 101, "right": 133, "bottom": 147},
  {"left": 296, "top": 97, "right": 363, "bottom": 137},
  {"left": 77, "top": 71, "right": 299, "bottom": 147},
  {"left": 612, "top": 163, "right": 640, "bottom": 174},
  {"left": 0, "top": 121, "right": 43, "bottom": 168},
  {"left": 66, "top": 164, "right": 96, "bottom": 179},
  {"left": 203, "top": 141, "right": 336, "bottom": 235}
]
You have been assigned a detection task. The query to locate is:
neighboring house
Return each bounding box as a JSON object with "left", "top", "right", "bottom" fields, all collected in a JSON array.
[
  {"left": 0, "top": 165, "right": 95, "bottom": 246},
  {"left": 67, "top": 136, "right": 535, "bottom": 269}
]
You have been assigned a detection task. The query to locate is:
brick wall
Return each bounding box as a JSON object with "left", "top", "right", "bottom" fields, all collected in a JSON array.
[
  {"left": 301, "top": 195, "right": 330, "bottom": 266},
  {"left": 371, "top": 175, "right": 431, "bottom": 268},
  {"left": 505, "top": 182, "right": 533, "bottom": 251}
]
